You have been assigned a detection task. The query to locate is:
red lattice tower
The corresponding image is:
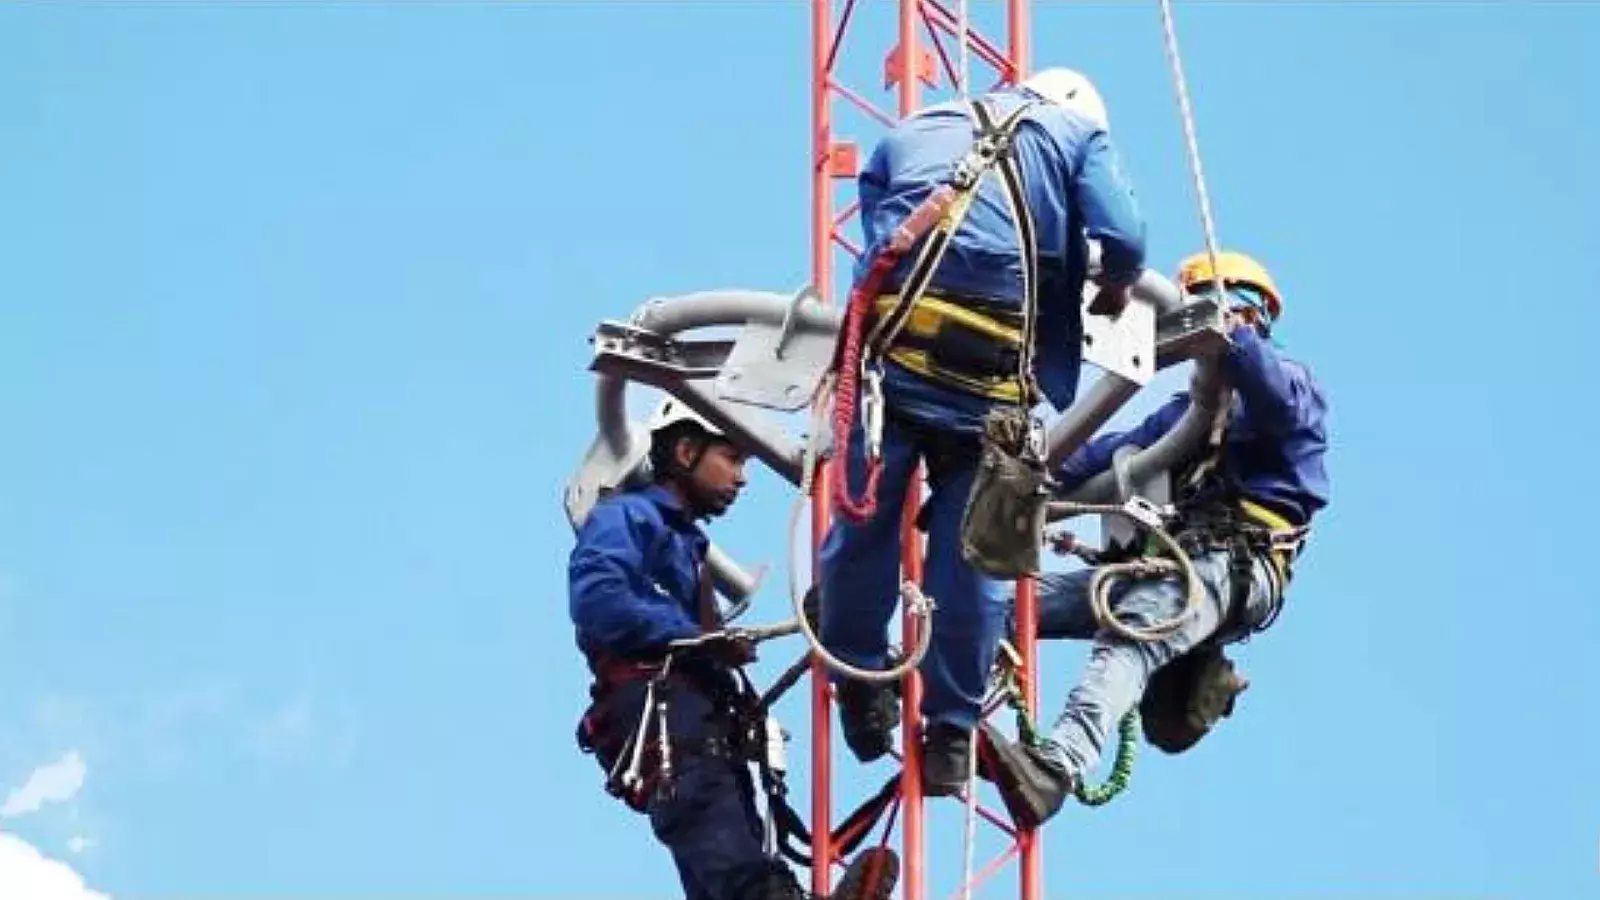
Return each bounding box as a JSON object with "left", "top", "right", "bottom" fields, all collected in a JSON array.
[{"left": 805, "top": 3, "right": 1041, "bottom": 900}]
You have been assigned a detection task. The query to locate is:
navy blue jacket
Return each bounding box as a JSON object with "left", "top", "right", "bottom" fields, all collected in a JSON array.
[
  {"left": 568, "top": 484, "right": 709, "bottom": 661},
  {"left": 1056, "top": 318, "right": 1330, "bottom": 524}
]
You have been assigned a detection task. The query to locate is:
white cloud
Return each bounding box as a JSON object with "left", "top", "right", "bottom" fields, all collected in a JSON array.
[
  {"left": 65, "top": 835, "right": 94, "bottom": 855},
  {"left": 0, "top": 831, "right": 109, "bottom": 899},
  {"left": 1, "top": 751, "right": 87, "bottom": 819}
]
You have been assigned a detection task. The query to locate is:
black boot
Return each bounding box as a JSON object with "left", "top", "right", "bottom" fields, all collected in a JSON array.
[
  {"left": 836, "top": 681, "right": 899, "bottom": 763},
  {"left": 975, "top": 721, "right": 1074, "bottom": 829},
  {"left": 827, "top": 847, "right": 899, "bottom": 900},
  {"left": 756, "top": 865, "right": 809, "bottom": 900},
  {"left": 919, "top": 721, "right": 973, "bottom": 797}
]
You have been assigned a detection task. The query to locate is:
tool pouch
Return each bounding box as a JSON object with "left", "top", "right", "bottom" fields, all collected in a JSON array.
[
  {"left": 959, "top": 406, "right": 1052, "bottom": 579},
  {"left": 1138, "top": 643, "right": 1249, "bottom": 754}
]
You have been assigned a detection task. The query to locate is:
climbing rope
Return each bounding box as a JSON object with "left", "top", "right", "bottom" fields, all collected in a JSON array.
[
  {"left": 1157, "top": 0, "right": 1228, "bottom": 303},
  {"left": 960, "top": 733, "right": 979, "bottom": 900},
  {"left": 1046, "top": 497, "right": 1204, "bottom": 643},
  {"left": 1157, "top": 0, "right": 1237, "bottom": 459},
  {"left": 957, "top": 0, "right": 971, "bottom": 101},
  {"left": 783, "top": 394, "right": 936, "bottom": 684}
]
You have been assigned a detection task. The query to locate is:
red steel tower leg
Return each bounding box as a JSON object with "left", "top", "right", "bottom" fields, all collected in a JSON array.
[
  {"left": 808, "top": 2, "right": 1036, "bottom": 900},
  {"left": 808, "top": 1, "right": 835, "bottom": 896}
]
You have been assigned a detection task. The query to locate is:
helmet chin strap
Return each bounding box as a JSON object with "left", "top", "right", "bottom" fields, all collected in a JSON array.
[{"left": 663, "top": 434, "right": 716, "bottom": 518}]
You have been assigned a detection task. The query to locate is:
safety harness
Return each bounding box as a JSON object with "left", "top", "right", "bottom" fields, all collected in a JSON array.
[
  {"left": 575, "top": 642, "right": 905, "bottom": 871},
  {"left": 1170, "top": 402, "right": 1311, "bottom": 631},
  {"left": 828, "top": 96, "right": 1041, "bottom": 524},
  {"left": 1115, "top": 399, "right": 1314, "bottom": 754}
]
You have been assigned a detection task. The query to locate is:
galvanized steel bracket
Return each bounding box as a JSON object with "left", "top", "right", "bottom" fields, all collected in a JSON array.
[
  {"left": 1154, "top": 295, "right": 1231, "bottom": 368},
  {"left": 563, "top": 419, "right": 652, "bottom": 533},
  {"left": 1081, "top": 289, "right": 1158, "bottom": 385},
  {"left": 714, "top": 286, "right": 834, "bottom": 412}
]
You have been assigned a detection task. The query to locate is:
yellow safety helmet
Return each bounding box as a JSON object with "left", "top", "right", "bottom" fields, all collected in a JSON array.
[{"left": 1176, "top": 251, "right": 1283, "bottom": 321}]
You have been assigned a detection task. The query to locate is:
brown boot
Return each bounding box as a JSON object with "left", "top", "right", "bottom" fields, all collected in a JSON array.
[{"left": 827, "top": 847, "right": 899, "bottom": 900}]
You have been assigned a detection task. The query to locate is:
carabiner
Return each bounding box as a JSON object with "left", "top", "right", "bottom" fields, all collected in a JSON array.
[{"left": 862, "top": 367, "right": 886, "bottom": 462}]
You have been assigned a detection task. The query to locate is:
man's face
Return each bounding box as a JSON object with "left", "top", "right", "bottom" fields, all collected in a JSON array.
[{"left": 676, "top": 436, "right": 748, "bottom": 518}]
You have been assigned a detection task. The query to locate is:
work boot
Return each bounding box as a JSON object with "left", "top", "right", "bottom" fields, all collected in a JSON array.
[
  {"left": 836, "top": 680, "right": 899, "bottom": 763},
  {"left": 757, "top": 865, "right": 809, "bottom": 900},
  {"left": 919, "top": 721, "right": 973, "bottom": 797},
  {"left": 975, "top": 721, "right": 1075, "bottom": 829},
  {"left": 826, "top": 847, "right": 900, "bottom": 900}
]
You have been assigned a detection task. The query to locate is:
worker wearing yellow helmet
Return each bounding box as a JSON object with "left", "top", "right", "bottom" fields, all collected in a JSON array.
[
  {"left": 979, "top": 250, "right": 1332, "bottom": 829},
  {"left": 1176, "top": 249, "right": 1284, "bottom": 336}
]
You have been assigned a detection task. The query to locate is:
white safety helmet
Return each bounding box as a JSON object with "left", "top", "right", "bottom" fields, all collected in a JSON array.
[
  {"left": 647, "top": 396, "right": 724, "bottom": 439},
  {"left": 1020, "top": 67, "right": 1109, "bottom": 131}
]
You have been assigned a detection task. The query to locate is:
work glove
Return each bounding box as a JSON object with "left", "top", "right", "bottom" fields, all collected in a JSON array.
[{"left": 1086, "top": 283, "right": 1129, "bottom": 318}]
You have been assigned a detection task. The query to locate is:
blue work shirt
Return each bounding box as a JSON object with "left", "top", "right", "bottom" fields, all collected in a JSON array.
[
  {"left": 856, "top": 85, "right": 1147, "bottom": 428},
  {"left": 568, "top": 483, "right": 709, "bottom": 662},
  {"left": 1055, "top": 317, "right": 1331, "bottom": 525}
]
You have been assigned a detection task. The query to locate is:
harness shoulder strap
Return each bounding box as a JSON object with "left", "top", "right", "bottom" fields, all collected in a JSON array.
[
  {"left": 969, "top": 97, "right": 1042, "bottom": 404},
  {"left": 864, "top": 97, "right": 1038, "bottom": 401}
]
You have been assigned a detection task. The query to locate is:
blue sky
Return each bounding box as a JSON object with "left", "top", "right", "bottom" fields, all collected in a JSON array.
[{"left": 1, "top": 2, "right": 1597, "bottom": 897}]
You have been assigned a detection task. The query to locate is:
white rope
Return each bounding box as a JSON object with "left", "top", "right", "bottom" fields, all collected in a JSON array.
[
  {"left": 1157, "top": 0, "right": 1236, "bottom": 464},
  {"left": 1156, "top": 0, "right": 1229, "bottom": 301},
  {"left": 785, "top": 381, "right": 935, "bottom": 684},
  {"left": 957, "top": 0, "right": 971, "bottom": 100},
  {"left": 959, "top": 734, "right": 979, "bottom": 900}
]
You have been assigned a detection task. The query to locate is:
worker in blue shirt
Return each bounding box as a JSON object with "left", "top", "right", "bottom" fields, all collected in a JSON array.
[
  {"left": 979, "top": 250, "right": 1331, "bottom": 828},
  {"left": 818, "top": 67, "right": 1148, "bottom": 796},
  {"left": 570, "top": 398, "right": 899, "bottom": 900}
]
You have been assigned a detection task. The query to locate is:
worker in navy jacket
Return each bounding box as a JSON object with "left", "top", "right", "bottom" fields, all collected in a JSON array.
[
  {"left": 819, "top": 67, "right": 1149, "bottom": 796},
  {"left": 980, "top": 251, "right": 1331, "bottom": 828},
  {"left": 570, "top": 398, "right": 899, "bottom": 900}
]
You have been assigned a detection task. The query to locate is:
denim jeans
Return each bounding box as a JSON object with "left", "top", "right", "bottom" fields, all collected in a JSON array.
[{"left": 1019, "top": 549, "right": 1283, "bottom": 774}]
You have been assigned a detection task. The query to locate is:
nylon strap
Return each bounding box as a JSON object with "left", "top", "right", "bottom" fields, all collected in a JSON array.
[
  {"left": 863, "top": 96, "right": 1039, "bottom": 404},
  {"left": 695, "top": 559, "right": 719, "bottom": 632},
  {"left": 971, "top": 97, "right": 1041, "bottom": 404},
  {"left": 768, "top": 773, "right": 901, "bottom": 868}
]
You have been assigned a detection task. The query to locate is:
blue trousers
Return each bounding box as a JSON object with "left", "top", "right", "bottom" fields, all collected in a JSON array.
[
  {"left": 818, "top": 409, "right": 1007, "bottom": 731},
  {"left": 1019, "top": 549, "right": 1283, "bottom": 775},
  {"left": 586, "top": 677, "right": 783, "bottom": 900}
]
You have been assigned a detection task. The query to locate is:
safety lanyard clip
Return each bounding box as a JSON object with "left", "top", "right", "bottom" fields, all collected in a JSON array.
[
  {"left": 862, "top": 366, "right": 886, "bottom": 462},
  {"left": 1122, "top": 495, "right": 1175, "bottom": 532}
]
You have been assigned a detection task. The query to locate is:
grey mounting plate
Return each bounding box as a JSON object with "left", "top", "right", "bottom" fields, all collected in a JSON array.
[
  {"left": 588, "top": 330, "right": 808, "bottom": 487},
  {"left": 1080, "top": 289, "right": 1157, "bottom": 385},
  {"left": 562, "top": 420, "right": 652, "bottom": 533},
  {"left": 590, "top": 320, "right": 735, "bottom": 381},
  {"left": 1155, "top": 296, "right": 1231, "bottom": 368},
  {"left": 713, "top": 287, "right": 834, "bottom": 413}
]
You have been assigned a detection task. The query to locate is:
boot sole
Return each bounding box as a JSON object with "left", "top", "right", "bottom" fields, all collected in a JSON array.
[{"left": 975, "top": 722, "right": 1065, "bottom": 829}]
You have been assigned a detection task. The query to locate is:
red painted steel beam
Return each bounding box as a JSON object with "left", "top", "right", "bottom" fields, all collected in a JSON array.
[{"left": 809, "top": 1, "right": 836, "bottom": 896}]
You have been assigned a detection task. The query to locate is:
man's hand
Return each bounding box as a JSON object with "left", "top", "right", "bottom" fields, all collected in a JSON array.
[
  {"left": 1086, "top": 283, "right": 1129, "bottom": 318},
  {"left": 1222, "top": 308, "right": 1262, "bottom": 335},
  {"left": 699, "top": 631, "right": 758, "bottom": 667}
]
